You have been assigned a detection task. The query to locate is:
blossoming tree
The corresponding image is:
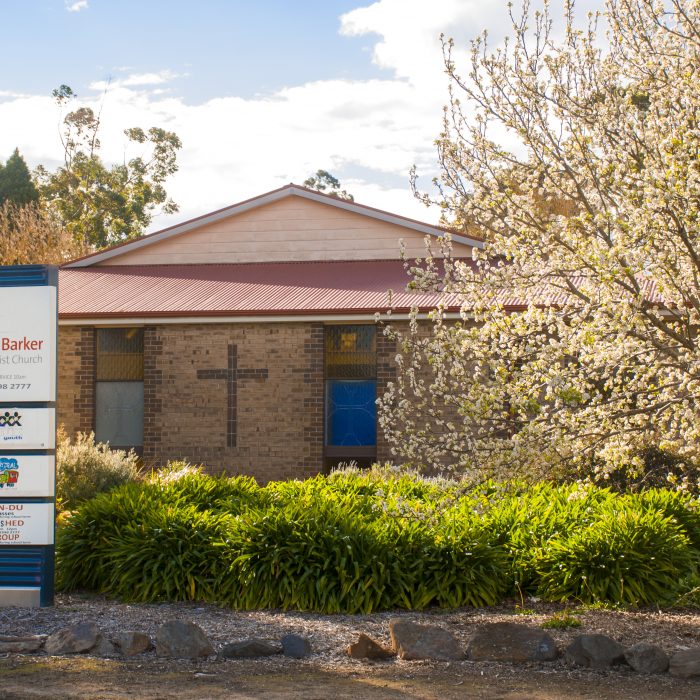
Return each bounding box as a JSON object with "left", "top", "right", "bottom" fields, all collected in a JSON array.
[{"left": 381, "top": 0, "right": 700, "bottom": 488}]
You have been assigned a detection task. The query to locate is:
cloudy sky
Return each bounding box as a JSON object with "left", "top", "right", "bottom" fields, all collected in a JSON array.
[{"left": 1, "top": 0, "right": 602, "bottom": 231}]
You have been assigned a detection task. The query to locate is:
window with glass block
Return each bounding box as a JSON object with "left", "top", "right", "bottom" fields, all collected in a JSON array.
[{"left": 95, "top": 328, "right": 144, "bottom": 449}]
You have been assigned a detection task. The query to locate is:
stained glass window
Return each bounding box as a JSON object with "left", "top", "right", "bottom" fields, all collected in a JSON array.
[
  {"left": 325, "top": 325, "right": 376, "bottom": 379},
  {"left": 324, "top": 326, "right": 377, "bottom": 450}
]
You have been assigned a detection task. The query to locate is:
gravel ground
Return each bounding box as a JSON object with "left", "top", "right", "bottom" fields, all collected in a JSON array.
[{"left": 0, "top": 594, "right": 699, "bottom": 698}]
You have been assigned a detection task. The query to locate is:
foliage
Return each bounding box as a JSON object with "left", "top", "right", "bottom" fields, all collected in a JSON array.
[
  {"left": 382, "top": 0, "right": 700, "bottom": 490},
  {"left": 0, "top": 201, "right": 89, "bottom": 265},
  {"left": 594, "top": 448, "right": 700, "bottom": 494},
  {"left": 303, "top": 169, "right": 354, "bottom": 201},
  {"left": 0, "top": 149, "right": 38, "bottom": 206},
  {"left": 541, "top": 610, "right": 582, "bottom": 629},
  {"left": 674, "top": 573, "right": 700, "bottom": 608},
  {"left": 56, "top": 429, "right": 140, "bottom": 510},
  {"left": 35, "top": 85, "right": 181, "bottom": 248},
  {"left": 56, "top": 468, "right": 700, "bottom": 610},
  {"left": 536, "top": 504, "right": 695, "bottom": 605}
]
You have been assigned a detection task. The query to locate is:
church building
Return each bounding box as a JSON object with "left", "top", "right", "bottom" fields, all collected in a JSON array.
[{"left": 57, "top": 184, "right": 482, "bottom": 481}]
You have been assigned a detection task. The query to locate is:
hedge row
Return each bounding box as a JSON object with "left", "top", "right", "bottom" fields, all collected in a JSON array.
[{"left": 56, "top": 467, "right": 700, "bottom": 613}]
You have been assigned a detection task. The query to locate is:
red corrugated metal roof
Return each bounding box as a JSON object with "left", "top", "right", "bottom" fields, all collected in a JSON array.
[
  {"left": 58, "top": 260, "right": 664, "bottom": 319},
  {"left": 58, "top": 260, "right": 469, "bottom": 318}
]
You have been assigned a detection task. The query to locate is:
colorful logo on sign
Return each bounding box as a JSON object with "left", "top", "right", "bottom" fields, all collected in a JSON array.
[
  {"left": 0, "top": 411, "right": 23, "bottom": 442},
  {"left": 0, "top": 457, "right": 19, "bottom": 488}
]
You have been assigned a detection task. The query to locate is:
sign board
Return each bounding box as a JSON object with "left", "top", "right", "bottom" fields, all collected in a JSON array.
[
  {"left": 0, "top": 265, "right": 57, "bottom": 607},
  {"left": 0, "top": 286, "right": 56, "bottom": 402},
  {"left": 0, "top": 408, "right": 55, "bottom": 449},
  {"left": 0, "top": 455, "right": 55, "bottom": 498},
  {"left": 0, "top": 502, "right": 54, "bottom": 545}
]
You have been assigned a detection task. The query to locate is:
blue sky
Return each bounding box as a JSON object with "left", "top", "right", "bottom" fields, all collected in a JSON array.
[
  {"left": 1, "top": 0, "right": 604, "bottom": 230},
  {"left": 4, "top": 1, "right": 383, "bottom": 102}
]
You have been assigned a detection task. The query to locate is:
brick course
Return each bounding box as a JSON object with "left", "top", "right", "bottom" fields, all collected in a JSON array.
[
  {"left": 58, "top": 321, "right": 401, "bottom": 481},
  {"left": 143, "top": 326, "right": 163, "bottom": 461},
  {"left": 57, "top": 326, "right": 94, "bottom": 437},
  {"left": 376, "top": 327, "right": 398, "bottom": 463}
]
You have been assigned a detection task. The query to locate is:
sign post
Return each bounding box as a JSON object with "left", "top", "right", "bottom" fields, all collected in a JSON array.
[{"left": 0, "top": 265, "right": 57, "bottom": 607}]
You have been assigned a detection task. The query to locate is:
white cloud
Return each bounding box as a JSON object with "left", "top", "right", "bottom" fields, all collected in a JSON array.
[
  {"left": 89, "top": 70, "right": 186, "bottom": 92},
  {"left": 65, "top": 1, "right": 89, "bottom": 12},
  {"left": 2, "top": 0, "right": 605, "bottom": 232},
  {"left": 341, "top": 0, "right": 510, "bottom": 86}
]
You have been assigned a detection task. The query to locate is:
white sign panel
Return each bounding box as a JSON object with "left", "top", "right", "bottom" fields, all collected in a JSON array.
[
  {"left": 0, "top": 286, "right": 56, "bottom": 402},
  {"left": 0, "top": 408, "right": 55, "bottom": 449},
  {"left": 0, "top": 502, "right": 53, "bottom": 545},
  {"left": 0, "top": 455, "right": 54, "bottom": 498}
]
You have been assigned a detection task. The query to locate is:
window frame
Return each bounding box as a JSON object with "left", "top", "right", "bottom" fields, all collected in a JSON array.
[
  {"left": 323, "top": 324, "right": 378, "bottom": 469},
  {"left": 93, "top": 326, "right": 145, "bottom": 454}
]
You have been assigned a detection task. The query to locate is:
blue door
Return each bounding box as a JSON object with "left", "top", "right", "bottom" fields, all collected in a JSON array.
[{"left": 326, "top": 380, "right": 377, "bottom": 447}]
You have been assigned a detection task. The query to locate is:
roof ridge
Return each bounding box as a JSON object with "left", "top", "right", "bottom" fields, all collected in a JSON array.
[{"left": 63, "top": 258, "right": 434, "bottom": 271}]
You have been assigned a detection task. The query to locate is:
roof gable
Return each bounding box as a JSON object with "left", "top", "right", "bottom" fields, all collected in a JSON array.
[{"left": 65, "top": 184, "right": 483, "bottom": 268}]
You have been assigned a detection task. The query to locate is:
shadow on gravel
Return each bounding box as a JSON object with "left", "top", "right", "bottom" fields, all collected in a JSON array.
[{"left": 1, "top": 656, "right": 698, "bottom": 700}]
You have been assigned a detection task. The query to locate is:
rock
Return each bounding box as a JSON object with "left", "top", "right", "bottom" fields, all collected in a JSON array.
[
  {"left": 347, "top": 633, "right": 394, "bottom": 660},
  {"left": 565, "top": 634, "right": 625, "bottom": 669},
  {"left": 281, "top": 634, "right": 312, "bottom": 659},
  {"left": 114, "top": 631, "right": 152, "bottom": 657},
  {"left": 669, "top": 648, "right": 700, "bottom": 679},
  {"left": 624, "top": 642, "right": 669, "bottom": 674},
  {"left": 155, "top": 620, "right": 214, "bottom": 659},
  {"left": 0, "top": 635, "right": 46, "bottom": 653},
  {"left": 219, "top": 638, "right": 283, "bottom": 658},
  {"left": 466, "top": 623, "right": 557, "bottom": 662},
  {"left": 94, "top": 637, "right": 119, "bottom": 657},
  {"left": 389, "top": 619, "right": 463, "bottom": 661},
  {"left": 45, "top": 623, "right": 101, "bottom": 655}
]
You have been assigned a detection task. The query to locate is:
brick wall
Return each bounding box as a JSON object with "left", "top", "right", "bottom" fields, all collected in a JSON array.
[
  {"left": 143, "top": 326, "right": 163, "bottom": 462},
  {"left": 57, "top": 326, "right": 94, "bottom": 437},
  {"left": 140, "top": 322, "right": 324, "bottom": 481},
  {"left": 57, "top": 320, "right": 407, "bottom": 480},
  {"left": 376, "top": 326, "right": 398, "bottom": 463}
]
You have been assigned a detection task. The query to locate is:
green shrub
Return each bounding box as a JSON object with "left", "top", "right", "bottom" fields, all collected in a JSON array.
[
  {"left": 480, "top": 482, "right": 610, "bottom": 595},
  {"left": 674, "top": 572, "right": 700, "bottom": 607},
  {"left": 381, "top": 512, "right": 509, "bottom": 609},
  {"left": 56, "top": 430, "right": 140, "bottom": 509},
  {"left": 56, "top": 469, "right": 700, "bottom": 611},
  {"left": 57, "top": 480, "right": 161, "bottom": 591},
  {"left": 631, "top": 489, "right": 700, "bottom": 550},
  {"left": 57, "top": 481, "right": 236, "bottom": 600},
  {"left": 226, "top": 501, "right": 390, "bottom": 613},
  {"left": 149, "top": 462, "right": 268, "bottom": 514},
  {"left": 536, "top": 503, "right": 697, "bottom": 605}
]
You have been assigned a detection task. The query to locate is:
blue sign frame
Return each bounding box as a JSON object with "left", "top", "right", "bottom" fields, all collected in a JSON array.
[{"left": 0, "top": 265, "right": 57, "bottom": 607}]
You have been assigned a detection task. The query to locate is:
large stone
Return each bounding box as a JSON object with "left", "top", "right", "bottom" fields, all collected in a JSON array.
[
  {"left": 155, "top": 620, "right": 214, "bottom": 659},
  {"left": 624, "top": 642, "right": 669, "bottom": 674},
  {"left": 565, "top": 634, "right": 625, "bottom": 669},
  {"left": 114, "top": 631, "right": 152, "bottom": 657},
  {"left": 466, "top": 623, "right": 557, "bottom": 662},
  {"left": 281, "top": 634, "right": 312, "bottom": 659},
  {"left": 669, "top": 648, "right": 700, "bottom": 679},
  {"left": 347, "top": 633, "right": 394, "bottom": 660},
  {"left": 389, "top": 619, "right": 463, "bottom": 661},
  {"left": 219, "top": 639, "right": 282, "bottom": 658},
  {"left": 45, "top": 623, "right": 101, "bottom": 655},
  {"left": 94, "top": 637, "right": 119, "bottom": 657},
  {"left": 0, "top": 635, "right": 46, "bottom": 653}
]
